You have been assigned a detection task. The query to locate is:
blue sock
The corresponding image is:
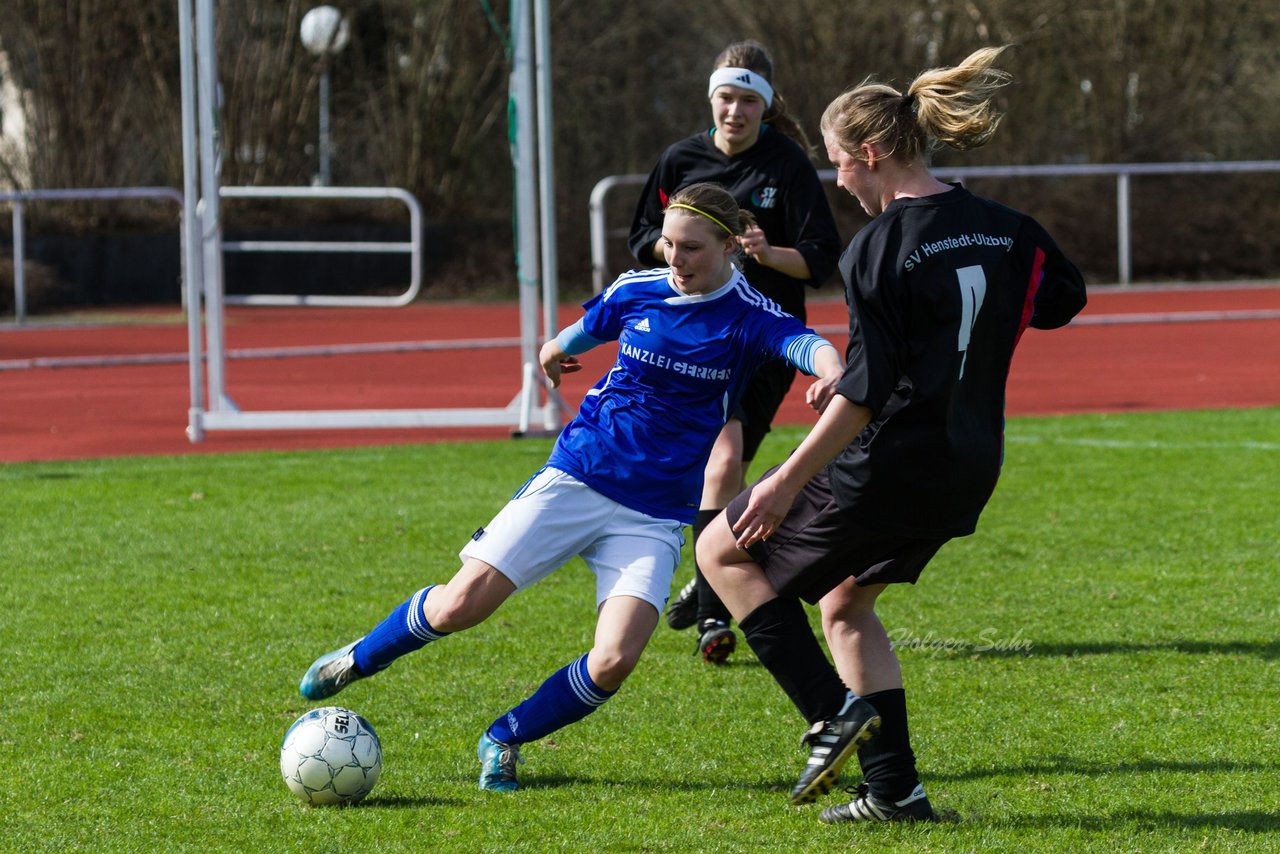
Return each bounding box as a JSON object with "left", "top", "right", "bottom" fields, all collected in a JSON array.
[
  {"left": 352, "top": 586, "right": 446, "bottom": 676},
  {"left": 486, "top": 653, "right": 616, "bottom": 745}
]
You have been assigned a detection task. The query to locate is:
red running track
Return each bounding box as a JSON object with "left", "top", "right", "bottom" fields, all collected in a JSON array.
[{"left": 1, "top": 284, "right": 1278, "bottom": 463}]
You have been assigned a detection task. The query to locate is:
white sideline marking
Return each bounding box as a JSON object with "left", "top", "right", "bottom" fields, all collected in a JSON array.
[
  {"left": 813, "top": 308, "right": 1280, "bottom": 337},
  {"left": 1006, "top": 435, "right": 1280, "bottom": 451},
  {"left": 4, "top": 308, "right": 1277, "bottom": 372},
  {"left": 1070, "top": 309, "right": 1280, "bottom": 325},
  {"left": 0, "top": 336, "right": 522, "bottom": 371}
]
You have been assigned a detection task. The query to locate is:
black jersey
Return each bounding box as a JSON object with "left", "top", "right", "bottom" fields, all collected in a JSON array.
[
  {"left": 628, "top": 128, "right": 841, "bottom": 321},
  {"left": 831, "top": 185, "right": 1086, "bottom": 538}
]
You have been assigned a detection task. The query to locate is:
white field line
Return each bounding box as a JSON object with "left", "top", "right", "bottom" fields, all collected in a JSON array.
[
  {"left": 1006, "top": 434, "right": 1280, "bottom": 451},
  {"left": 3, "top": 308, "right": 1277, "bottom": 372},
  {"left": 0, "top": 336, "right": 522, "bottom": 371},
  {"left": 1068, "top": 309, "right": 1280, "bottom": 325},
  {"left": 813, "top": 308, "right": 1280, "bottom": 337}
]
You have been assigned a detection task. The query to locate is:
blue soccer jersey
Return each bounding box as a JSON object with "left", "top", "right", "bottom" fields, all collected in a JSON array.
[{"left": 546, "top": 267, "right": 829, "bottom": 525}]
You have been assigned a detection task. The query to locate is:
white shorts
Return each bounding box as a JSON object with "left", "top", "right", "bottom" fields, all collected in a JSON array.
[{"left": 459, "top": 467, "right": 684, "bottom": 613}]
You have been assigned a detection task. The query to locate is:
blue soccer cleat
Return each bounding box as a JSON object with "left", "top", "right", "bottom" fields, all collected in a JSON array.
[
  {"left": 299, "top": 638, "right": 365, "bottom": 701},
  {"left": 477, "top": 731, "right": 523, "bottom": 792}
]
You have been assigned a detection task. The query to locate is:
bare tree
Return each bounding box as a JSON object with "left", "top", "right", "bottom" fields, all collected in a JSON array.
[{"left": 0, "top": 0, "right": 177, "bottom": 226}]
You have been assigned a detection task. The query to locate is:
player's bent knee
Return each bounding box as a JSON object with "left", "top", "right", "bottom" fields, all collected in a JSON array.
[
  {"left": 587, "top": 646, "right": 640, "bottom": 689},
  {"left": 694, "top": 515, "right": 736, "bottom": 575},
  {"left": 424, "top": 589, "right": 493, "bottom": 632}
]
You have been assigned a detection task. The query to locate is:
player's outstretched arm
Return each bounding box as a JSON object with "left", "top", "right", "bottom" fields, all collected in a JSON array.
[
  {"left": 542, "top": 317, "right": 604, "bottom": 388},
  {"left": 733, "top": 394, "right": 872, "bottom": 549},
  {"left": 539, "top": 339, "right": 581, "bottom": 389},
  {"left": 804, "top": 344, "right": 844, "bottom": 413}
]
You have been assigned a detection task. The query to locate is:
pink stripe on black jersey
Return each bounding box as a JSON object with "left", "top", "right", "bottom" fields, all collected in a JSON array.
[{"left": 1013, "top": 246, "right": 1046, "bottom": 350}]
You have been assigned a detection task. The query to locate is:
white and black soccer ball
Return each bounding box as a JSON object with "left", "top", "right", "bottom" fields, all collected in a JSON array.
[{"left": 280, "top": 706, "right": 382, "bottom": 806}]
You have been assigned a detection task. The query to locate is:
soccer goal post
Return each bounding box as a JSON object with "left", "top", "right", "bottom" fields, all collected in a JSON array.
[{"left": 179, "top": 0, "right": 561, "bottom": 442}]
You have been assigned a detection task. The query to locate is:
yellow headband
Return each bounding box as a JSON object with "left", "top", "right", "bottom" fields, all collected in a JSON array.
[{"left": 666, "top": 203, "right": 735, "bottom": 236}]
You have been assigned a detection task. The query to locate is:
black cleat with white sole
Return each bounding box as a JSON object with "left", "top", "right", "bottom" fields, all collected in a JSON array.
[
  {"left": 789, "top": 693, "right": 881, "bottom": 805},
  {"left": 665, "top": 577, "right": 698, "bottom": 630},
  {"left": 818, "top": 783, "right": 939, "bottom": 823}
]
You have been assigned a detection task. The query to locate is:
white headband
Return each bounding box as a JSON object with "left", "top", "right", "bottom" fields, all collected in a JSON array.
[{"left": 707, "top": 67, "right": 774, "bottom": 109}]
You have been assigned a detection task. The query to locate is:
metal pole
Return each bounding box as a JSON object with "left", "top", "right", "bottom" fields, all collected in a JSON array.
[
  {"left": 318, "top": 65, "right": 331, "bottom": 186},
  {"left": 512, "top": 0, "right": 541, "bottom": 433},
  {"left": 1117, "top": 172, "right": 1131, "bottom": 286},
  {"left": 587, "top": 174, "right": 625, "bottom": 294},
  {"left": 195, "top": 0, "right": 228, "bottom": 410},
  {"left": 178, "top": 0, "right": 206, "bottom": 440},
  {"left": 12, "top": 201, "right": 25, "bottom": 324},
  {"left": 534, "top": 0, "right": 559, "bottom": 431}
]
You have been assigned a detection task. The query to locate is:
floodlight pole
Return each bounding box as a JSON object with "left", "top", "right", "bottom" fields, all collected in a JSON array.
[
  {"left": 318, "top": 64, "right": 332, "bottom": 186},
  {"left": 301, "top": 7, "right": 350, "bottom": 187}
]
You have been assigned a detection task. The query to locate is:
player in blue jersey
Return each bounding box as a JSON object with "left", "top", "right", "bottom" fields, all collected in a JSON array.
[
  {"left": 298, "top": 182, "right": 843, "bottom": 792},
  {"left": 629, "top": 41, "right": 841, "bottom": 663},
  {"left": 698, "top": 47, "right": 1087, "bottom": 822}
]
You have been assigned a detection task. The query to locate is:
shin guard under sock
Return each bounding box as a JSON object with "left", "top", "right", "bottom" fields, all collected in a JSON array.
[
  {"left": 486, "top": 653, "right": 616, "bottom": 746},
  {"left": 740, "top": 597, "right": 847, "bottom": 724},
  {"left": 857, "top": 688, "right": 921, "bottom": 802},
  {"left": 352, "top": 585, "right": 447, "bottom": 676}
]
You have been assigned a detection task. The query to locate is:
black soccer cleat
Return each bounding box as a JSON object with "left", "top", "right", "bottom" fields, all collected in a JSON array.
[
  {"left": 696, "top": 619, "right": 737, "bottom": 664},
  {"left": 789, "top": 694, "right": 881, "bottom": 805},
  {"left": 818, "top": 783, "right": 939, "bottom": 823},
  {"left": 665, "top": 577, "right": 698, "bottom": 630}
]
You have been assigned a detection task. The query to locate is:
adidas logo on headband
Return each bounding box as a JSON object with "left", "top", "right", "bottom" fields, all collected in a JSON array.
[{"left": 708, "top": 67, "right": 774, "bottom": 108}]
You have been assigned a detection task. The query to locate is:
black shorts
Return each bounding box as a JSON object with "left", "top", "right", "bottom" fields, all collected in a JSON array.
[
  {"left": 725, "top": 465, "right": 948, "bottom": 604},
  {"left": 732, "top": 359, "right": 796, "bottom": 462}
]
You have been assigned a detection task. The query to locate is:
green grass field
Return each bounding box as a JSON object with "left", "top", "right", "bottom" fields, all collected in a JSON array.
[{"left": 3, "top": 408, "right": 1277, "bottom": 853}]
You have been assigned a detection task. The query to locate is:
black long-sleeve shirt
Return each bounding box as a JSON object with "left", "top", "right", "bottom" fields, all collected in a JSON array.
[{"left": 628, "top": 128, "right": 841, "bottom": 321}]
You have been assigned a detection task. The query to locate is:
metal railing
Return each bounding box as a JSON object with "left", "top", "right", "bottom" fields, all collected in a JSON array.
[
  {"left": 589, "top": 160, "right": 1280, "bottom": 291},
  {"left": 219, "top": 185, "right": 423, "bottom": 307},
  {"left": 1, "top": 187, "right": 184, "bottom": 324},
  {"left": 2, "top": 185, "right": 424, "bottom": 323}
]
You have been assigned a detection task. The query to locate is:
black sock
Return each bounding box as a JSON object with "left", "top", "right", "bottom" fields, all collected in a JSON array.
[
  {"left": 739, "top": 597, "right": 847, "bottom": 724},
  {"left": 691, "top": 508, "right": 731, "bottom": 624},
  {"left": 857, "top": 688, "right": 920, "bottom": 803}
]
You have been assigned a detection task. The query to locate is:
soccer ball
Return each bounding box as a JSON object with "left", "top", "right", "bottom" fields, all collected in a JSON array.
[{"left": 280, "top": 706, "right": 382, "bottom": 806}]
